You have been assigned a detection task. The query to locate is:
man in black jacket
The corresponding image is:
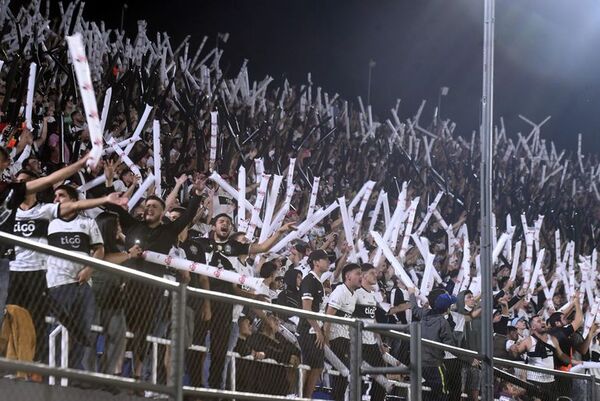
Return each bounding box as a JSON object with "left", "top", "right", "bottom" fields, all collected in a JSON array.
[{"left": 409, "top": 287, "right": 456, "bottom": 401}]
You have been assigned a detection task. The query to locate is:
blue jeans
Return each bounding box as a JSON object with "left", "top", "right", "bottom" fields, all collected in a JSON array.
[
  {"left": 0, "top": 258, "right": 10, "bottom": 329},
  {"left": 48, "top": 282, "right": 96, "bottom": 370}
]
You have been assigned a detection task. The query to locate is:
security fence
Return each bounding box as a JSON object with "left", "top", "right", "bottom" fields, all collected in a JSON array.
[{"left": 0, "top": 230, "right": 598, "bottom": 401}]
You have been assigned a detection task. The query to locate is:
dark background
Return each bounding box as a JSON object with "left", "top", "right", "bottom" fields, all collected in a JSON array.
[{"left": 48, "top": 0, "right": 600, "bottom": 152}]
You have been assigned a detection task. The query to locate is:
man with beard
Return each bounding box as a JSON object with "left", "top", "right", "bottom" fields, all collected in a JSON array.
[
  {"left": 510, "top": 315, "right": 579, "bottom": 401},
  {"left": 189, "top": 213, "right": 295, "bottom": 390},
  {"left": 105, "top": 175, "right": 206, "bottom": 381}
]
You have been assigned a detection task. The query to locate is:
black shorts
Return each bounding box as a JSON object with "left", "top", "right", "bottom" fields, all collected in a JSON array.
[{"left": 298, "top": 330, "right": 325, "bottom": 369}]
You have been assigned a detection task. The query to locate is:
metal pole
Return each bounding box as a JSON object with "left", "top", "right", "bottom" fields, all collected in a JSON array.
[
  {"left": 171, "top": 283, "right": 187, "bottom": 401},
  {"left": 349, "top": 321, "right": 363, "bottom": 401},
  {"left": 410, "top": 321, "right": 422, "bottom": 401},
  {"left": 60, "top": 114, "right": 65, "bottom": 164},
  {"left": 367, "top": 65, "right": 372, "bottom": 106},
  {"left": 480, "top": 1, "right": 496, "bottom": 401},
  {"left": 589, "top": 374, "right": 597, "bottom": 401}
]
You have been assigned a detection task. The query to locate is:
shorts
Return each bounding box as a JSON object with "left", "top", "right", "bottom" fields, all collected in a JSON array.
[{"left": 298, "top": 330, "right": 324, "bottom": 369}]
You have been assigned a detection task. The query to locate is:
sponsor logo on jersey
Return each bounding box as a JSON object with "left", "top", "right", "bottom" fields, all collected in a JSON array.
[
  {"left": 14, "top": 220, "right": 36, "bottom": 237},
  {"left": 60, "top": 234, "right": 82, "bottom": 249}
]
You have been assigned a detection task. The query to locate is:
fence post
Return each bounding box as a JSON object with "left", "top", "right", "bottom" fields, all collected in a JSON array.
[
  {"left": 349, "top": 320, "right": 363, "bottom": 401},
  {"left": 410, "top": 320, "right": 422, "bottom": 401},
  {"left": 171, "top": 283, "right": 187, "bottom": 401},
  {"left": 590, "top": 373, "right": 597, "bottom": 401}
]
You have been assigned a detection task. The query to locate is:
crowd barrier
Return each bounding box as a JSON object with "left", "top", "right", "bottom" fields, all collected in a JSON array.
[{"left": 0, "top": 231, "right": 597, "bottom": 401}]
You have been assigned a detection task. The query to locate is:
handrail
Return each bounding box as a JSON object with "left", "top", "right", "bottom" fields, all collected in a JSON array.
[
  {"left": 0, "top": 231, "right": 178, "bottom": 289},
  {"left": 2, "top": 230, "right": 594, "bottom": 391},
  {"left": 383, "top": 328, "right": 480, "bottom": 359},
  {"left": 0, "top": 357, "right": 172, "bottom": 395},
  {"left": 0, "top": 231, "right": 359, "bottom": 327},
  {"left": 187, "top": 286, "right": 359, "bottom": 326},
  {"left": 182, "top": 385, "right": 313, "bottom": 401},
  {"left": 382, "top": 323, "right": 594, "bottom": 380},
  {"left": 494, "top": 357, "right": 591, "bottom": 380}
]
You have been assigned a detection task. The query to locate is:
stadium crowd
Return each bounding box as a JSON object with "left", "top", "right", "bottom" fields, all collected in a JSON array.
[{"left": 0, "top": 2, "right": 600, "bottom": 401}]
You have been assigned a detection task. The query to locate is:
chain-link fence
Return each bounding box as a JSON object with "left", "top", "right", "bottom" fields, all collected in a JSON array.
[
  {"left": 367, "top": 321, "right": 600, "bottom": 401},
  {"left": 1, "top": 230, "right": 599, "bottom": 401},
  {"left": 0, "top": 230, "right": 369, "bottom": 401}
]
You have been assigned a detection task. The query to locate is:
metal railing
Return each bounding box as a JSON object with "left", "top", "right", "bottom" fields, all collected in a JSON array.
[
  {"left": 0, "top": 231, "right": 360, "bottom": 400},
  {"left": 1, "top": 230, "right": 599, "bottom": 401}
]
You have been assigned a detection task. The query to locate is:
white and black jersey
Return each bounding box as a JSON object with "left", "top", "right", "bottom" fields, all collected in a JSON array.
[
  {"left": 327, "top": 284, "right": 356, "bottom": 340},
  {"left": 10, "top": 202, "right": 60, "bottom": 272},
  {"left": 354, "top": 287, "right": 378, "bottom": 344},
  {"left": 299, "top": 270, "right": 325, "bottom": 334},
  {"left": 46, "top": 214, "right": 103, "bottom": 288}
]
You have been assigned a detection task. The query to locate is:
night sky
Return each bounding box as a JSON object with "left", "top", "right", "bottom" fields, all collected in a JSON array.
[{"left": 76, "top": 0, "right": 600, "bottom": 153}]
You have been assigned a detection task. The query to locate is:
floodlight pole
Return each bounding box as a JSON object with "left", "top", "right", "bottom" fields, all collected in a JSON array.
[{"left": 480, "top": 0, "right": 495, "bottom": 401}]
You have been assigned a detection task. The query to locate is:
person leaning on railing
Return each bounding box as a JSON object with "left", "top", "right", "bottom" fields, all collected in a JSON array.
[{"left": 0, "top": 151, "right": 95, "bottom": 330}]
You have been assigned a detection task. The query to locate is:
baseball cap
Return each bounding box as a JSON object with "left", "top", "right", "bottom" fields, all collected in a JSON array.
[
  {"left": 434, "top": 293, "right": 457, "bottom": 312},
  {"left": 308, "top": 249, "right": 329, "bottom": 264}
]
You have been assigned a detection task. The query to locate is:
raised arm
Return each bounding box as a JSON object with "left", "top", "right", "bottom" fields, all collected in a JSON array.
[
  {"left": 165, "top": 174, "right": 188, "bottom": 211},
  {"left": 25, "top": 154, "right": 90, "bottom": 194},
  {"left": 248, "top": 221, "right": 296, "bottom": 255},
  {"left": 571, "top": 293, "right": 583, "bottom": 331},
  {"left": 34, "top": 117, "right": 50, "bottom": 149},
  {"left": 60, "top": 192, "right": 128, "bottom": 217}
]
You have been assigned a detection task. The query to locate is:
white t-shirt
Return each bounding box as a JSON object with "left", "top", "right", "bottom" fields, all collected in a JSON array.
[
  {"left": 354, "top": 287, "right": 378, "bottom": 344},
  {"left": 327, "top": 284, "right": 356, "bottom": 340},
  {"left": 46, "top": 214, "right": 104, "bottom": 288},
  {"left": 10, "top": 202, "right": 59, "bottom": 272}
]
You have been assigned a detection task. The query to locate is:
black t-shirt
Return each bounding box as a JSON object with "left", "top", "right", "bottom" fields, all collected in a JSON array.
[
  {"left": 298, "top": 271, "right": 324, "bottom": 333},
  {"left": 549, "top": 325, "right": 575, "bottom": 367},
  {"left": 181, "top": 239, "right": 207, "bottom": 309},
  {"left": 106, "top": 194, "right": 201, "bottom": 276},
  {"left": 190, "top": 236, "right": 250, "bottom": 294},
  {"left": 0, "top": 181, "right": 27, "bottom": 256}
]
